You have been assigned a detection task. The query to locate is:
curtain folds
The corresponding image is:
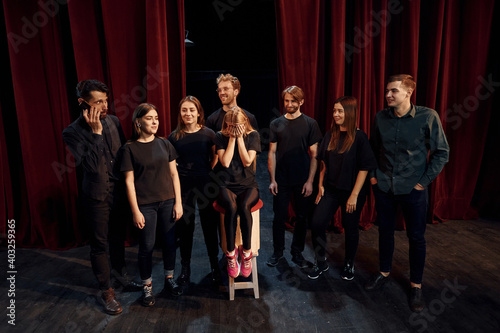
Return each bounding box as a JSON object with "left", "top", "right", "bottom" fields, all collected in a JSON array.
[
  {"left": 2, "top": 0, "right": 185, "bottom": 249},
  {"left": 1, "top": 0, "right": 496, "bottom": 249},
  {"left": 275, "top": 0, "right": 496, "bottom": 230}
]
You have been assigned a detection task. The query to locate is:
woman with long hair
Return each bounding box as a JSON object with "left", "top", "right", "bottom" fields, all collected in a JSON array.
[
  {"left": 308, "top": 96, "right": 377, "bottom": 280},
  {"left": 120, "top": 103, "right": 183, "bottom": 307},
  {"left": 215, "top": 107, "right": 260, "bottom": 278},
  {"left": 168, "top": 96, "right": 221, "bottom": 286}
]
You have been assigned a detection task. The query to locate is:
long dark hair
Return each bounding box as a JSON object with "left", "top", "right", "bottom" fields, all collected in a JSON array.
[
  {"left": 171, "top": 96, "right": 205, "bottom": 140},
  {"left": 130, "top": 103, "right": 157, "bottom": 142},
  {"left": 328, "top": 96, "right": 357, "bottom": 153}
]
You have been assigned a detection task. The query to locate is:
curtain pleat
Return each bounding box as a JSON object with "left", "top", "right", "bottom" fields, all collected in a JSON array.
[
  {"left": 275, "top": 0, "right": 496, "bottom": 230},
  {"left": 2, "top": 0, "right": 185, "bottom": 249}
]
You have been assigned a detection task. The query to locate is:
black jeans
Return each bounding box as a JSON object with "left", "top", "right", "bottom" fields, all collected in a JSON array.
[
  {"left": 177, "top": 174, "right": 220, "bottom": 267},
  {"left": 310, "top": 185, "right": 366, "bottom": 263},
  {"left": 138, "top": 199, "right": 177, "bottom": 284},
  {"left": 217, "top": 187, "right": 260, "bottom": 252},
  {"left": 272, "top": 182, "right": 312, "bottom": 255},
  {"left": 83, "top": 183, "right": 127, "bottom": 291},
  {"left": 373, "top": 186, "right": 428, "bottom": 284}
]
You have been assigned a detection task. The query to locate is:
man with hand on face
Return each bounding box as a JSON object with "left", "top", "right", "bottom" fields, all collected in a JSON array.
[
  {"left": 365, "top": 74, "right": 449, "bottom": 313},
  {"left": 267, "top": 85, "right": 322, "bottom": 268},
  {"left": 62, "top": 79, "right": 130, "bottom": 315},
  {"left": 206, "top": 73, "right": 259, "bottom": 132}
]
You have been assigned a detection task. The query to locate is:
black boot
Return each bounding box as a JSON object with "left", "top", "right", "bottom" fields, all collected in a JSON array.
[
  {"left": 210, "top": 257, "right": 222, "bottom": 285},
  {"left": 341, "top": 259, "right": 355, "bottom": 281},
  {"left": 177, "top": 265, "right": 190, "bottom": 286}
]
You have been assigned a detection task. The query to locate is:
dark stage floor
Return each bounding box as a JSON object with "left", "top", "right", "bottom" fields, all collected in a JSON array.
[{"left": 1, "top": 153, "right": 500, "bottom": 332}]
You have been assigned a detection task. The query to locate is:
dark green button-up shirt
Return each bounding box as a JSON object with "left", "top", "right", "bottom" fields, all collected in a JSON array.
[{"left": 370, "top": 104, "right": 450, "bottom": 195}]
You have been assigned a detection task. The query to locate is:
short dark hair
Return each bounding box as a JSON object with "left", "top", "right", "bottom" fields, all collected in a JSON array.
[
  {"left": 388, "top": 74, "right": 416, "bottom": 92},
  {"left": 76, "top": 79, "right": 109, "bottom": 100},
  {"left": 130, "top": 103, "right": 157, "bottom": 142},
  {"left": 282, "top": 85, "right": 304, "bottom": 102}
]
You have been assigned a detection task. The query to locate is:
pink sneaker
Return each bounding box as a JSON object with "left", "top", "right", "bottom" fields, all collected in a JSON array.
[
  {"left": 226, "top": 247, "right": 240, "bottom": 278},
  {"left": 240, "top": 247, "right": 253, "bottom": 278}
]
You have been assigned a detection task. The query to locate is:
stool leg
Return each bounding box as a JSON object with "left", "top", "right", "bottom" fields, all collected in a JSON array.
[
  {"left": 229, "top": 276, "right": 235, "bottom": 301},
  {"left": 252, "top": 257, "right": 259, "bottom": 299}
]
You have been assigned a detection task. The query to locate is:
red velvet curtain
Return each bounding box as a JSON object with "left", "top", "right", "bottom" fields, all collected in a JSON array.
[
  {"left": 275, "top": 0, "right": 495, "bottom": 230},
  {"left": 1, "top": 0, "right": 185, "bottom": 249}
]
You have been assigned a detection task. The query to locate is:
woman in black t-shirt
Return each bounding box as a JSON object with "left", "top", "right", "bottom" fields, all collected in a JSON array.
[
  {"left": 121, "top": 103, "right": 183, "bottom": 307},
  {"left": 215, "top": 107, "right": 260, "bottom": 279},
  {"left": 308, "top": 96, "right": 377, "bottom": 281},
  {"left": 168, "top": 96, "right": 221, "bottom": 287}
]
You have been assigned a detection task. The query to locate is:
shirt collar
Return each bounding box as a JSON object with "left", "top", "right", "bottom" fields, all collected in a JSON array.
[{"left": 389, "top": 103, "right": 415, "bottom": 118}]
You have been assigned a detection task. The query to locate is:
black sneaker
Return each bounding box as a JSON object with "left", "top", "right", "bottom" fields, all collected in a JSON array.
[
  {"left": 266, "top": 253, "right": 284, "bottom": 267},
  {"left": 364, "top": 273, "right": 389, "bottom": 291},
  {"left": 307, "top": 261, "right": 329, "bottom": 279},
  {"left": 164, "top": 277, "right": 183, "bottom": 296},
  {"left": 341, "top": 261, "right": 355, "bottom": 281},
  {"left": 177, "top": 265, "right": 190, "bottom": 286},
  {"left": 142, "top": 283, "right": 155, "bottom": 307},
  {"left": 410, "top": 287, "right": 425, "bottom": 312},
  {"left": 291, "top": 252, "right": 308, "bottom": 268}
]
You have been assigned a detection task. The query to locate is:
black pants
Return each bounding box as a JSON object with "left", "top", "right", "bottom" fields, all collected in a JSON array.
[
  {"left": 176, "top": 174, "right": 220, "bottom": 268},
  {"left": 310, "top": 185, "right": 366, "bottom": 263},
  {"left": 218, "top": 187, "right": 260, "bottom": 252},
  {"left": 83, "top": 183, "right": 127, "bottom": 291},
  {"left": 374, "top": 186, "right": 428, "bottom": 284},
  {"left": 272, "top": 182, "right": 312, "bottom": 255},
  {"left": 138, "top": 199, "right": 176, "bottom": 283}
]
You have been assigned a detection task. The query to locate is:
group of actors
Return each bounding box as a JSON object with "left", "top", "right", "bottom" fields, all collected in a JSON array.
[{"left": 62, "top": 73, "right": 449, "bottom": 316}]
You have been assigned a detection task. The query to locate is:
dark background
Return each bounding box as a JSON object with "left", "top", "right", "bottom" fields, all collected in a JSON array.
[{"left": 184, "top": 0, "right": 279, "bottom": 136}]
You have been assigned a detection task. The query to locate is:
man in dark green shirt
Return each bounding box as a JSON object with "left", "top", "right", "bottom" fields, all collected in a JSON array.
[{"left": 365, "top": 74, "right": 449, "bottom": 313}]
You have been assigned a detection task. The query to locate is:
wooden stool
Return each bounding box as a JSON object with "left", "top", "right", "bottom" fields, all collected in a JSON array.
[{"left": 213, "top": 199, "right": 263, "bottom": 300}]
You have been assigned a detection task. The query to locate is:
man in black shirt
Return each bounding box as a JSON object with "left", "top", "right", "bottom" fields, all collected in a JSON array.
[
  {"left": 267, "top": 86, "right": 322, "bottom": 268},
  {"left": 205, "top": 73, "right": 259, "bottom": 132},
  {"left": 365, "top": 74, "right": 449, "bottom": 313},
  {"left": 62, "top": 80, "right": 129, "bottom": 315}
]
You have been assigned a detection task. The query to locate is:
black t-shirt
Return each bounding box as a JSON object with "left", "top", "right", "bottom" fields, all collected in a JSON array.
[
  {"left": 317, "top": 130, "right": 377, "bottom": 192},
  {"left": 206, "top": 107, "right": 259, "bottom": 132},
  {"left": 120, "top": 137, "right": 178, "bottom": 205},
  {"left": 269, "top": 114, "right": 322, "bottom": 185},
  {"left": 214, "top": 131, "right": 261, "bottom": 189},
  {"left": 168, "top": 127, "right": 215, "bottom": 177}
]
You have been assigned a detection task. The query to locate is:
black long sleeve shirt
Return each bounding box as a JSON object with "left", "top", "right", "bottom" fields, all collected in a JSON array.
[{"left": 370, "top": 105, "right": 450, "bottom": 195}]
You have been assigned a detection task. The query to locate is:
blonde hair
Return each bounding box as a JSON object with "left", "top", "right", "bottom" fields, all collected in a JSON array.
[
  {"left": 216, "top": 73, "right": 241, "bottom": 92},
  {"left": 221, "top": 107, "right": 255, "bottom": 137}
]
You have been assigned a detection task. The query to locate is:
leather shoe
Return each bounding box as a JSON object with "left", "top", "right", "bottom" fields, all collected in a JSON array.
[
  {"left": 364, "top": 273, "right": 389, "bottom": 291},
  {"left": 410, "top": 287, "right": 425, "bottom": 312},
  {"left": 100, "top": 288, "right": 122, "bottom": 315}
]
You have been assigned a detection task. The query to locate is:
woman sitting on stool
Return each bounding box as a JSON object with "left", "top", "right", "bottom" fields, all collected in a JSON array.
[{"left": 215, "top": 107, "right": 260, "bottom": 278}]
